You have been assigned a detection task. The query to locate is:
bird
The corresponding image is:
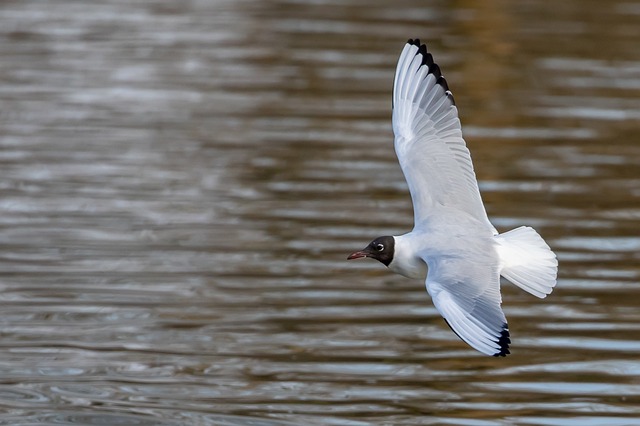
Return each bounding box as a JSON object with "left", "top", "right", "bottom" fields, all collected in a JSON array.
[{"left": 347, "top": 39, "right": 558, "bottom": 357}]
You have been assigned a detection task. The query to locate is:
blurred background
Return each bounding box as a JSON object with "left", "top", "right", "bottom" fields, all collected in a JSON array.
[{"left": 0, "top": 0, "right": 639, "bottom": 425}]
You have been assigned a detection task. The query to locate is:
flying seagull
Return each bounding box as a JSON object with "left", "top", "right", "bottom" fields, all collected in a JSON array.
[{"left": 348, "top": 39, "right": 558, "bottom": 357}]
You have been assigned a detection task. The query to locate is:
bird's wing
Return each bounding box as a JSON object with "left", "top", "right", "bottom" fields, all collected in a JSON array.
[
  {"left": 393, "top": 39, "right": 496, "bottom": 232},
  {"left": 423, "top": 253, "right": 510, "bottom": 356}
]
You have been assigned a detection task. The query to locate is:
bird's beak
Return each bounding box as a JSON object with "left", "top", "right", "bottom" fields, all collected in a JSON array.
[{"left": 347, "top": 249, "right": 369, "bottom": 260}]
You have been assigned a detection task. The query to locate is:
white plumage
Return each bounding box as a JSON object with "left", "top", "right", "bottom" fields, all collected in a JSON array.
[{"left": 349, "top": 39, "right": 558, "bottom": 356}]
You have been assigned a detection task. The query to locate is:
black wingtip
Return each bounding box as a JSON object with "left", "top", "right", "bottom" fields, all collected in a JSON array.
[
  {"left": 493, "top": 324, "right": 511, "bottom": 357},
  {"left": 404, "top": 38, "right": 456, "bottom": 106},
  {"left": 444, "top": 319, "right": 511, "bottom": 357}
]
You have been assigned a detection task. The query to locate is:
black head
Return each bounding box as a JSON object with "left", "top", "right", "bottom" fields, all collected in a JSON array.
[{"left": 347, "top": 236, "right": 395, "bottom": 267}]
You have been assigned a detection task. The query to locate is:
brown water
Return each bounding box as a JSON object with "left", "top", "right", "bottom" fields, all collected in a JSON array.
[{"left": 0, "top": 1, "right": 639, "bottom": 425}]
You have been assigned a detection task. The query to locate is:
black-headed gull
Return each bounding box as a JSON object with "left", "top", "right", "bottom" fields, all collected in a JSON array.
[{"left": 348, "top": 39, "right": 558, "bottom": 357}]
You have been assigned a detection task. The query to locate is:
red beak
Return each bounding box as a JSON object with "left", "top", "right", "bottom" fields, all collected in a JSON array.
[{"left": 347, "top": 250, "right": 369, "bottom": 260}]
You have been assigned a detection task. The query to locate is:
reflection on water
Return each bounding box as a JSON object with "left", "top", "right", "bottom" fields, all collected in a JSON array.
[{"left": 0, "top": 0, "right": 639, "bottom": 425}]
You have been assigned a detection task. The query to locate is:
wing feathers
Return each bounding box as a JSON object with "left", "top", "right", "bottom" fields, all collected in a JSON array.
[
  {"left": 424, "top": 253, "right": 510, "bottom": 357},
  {"left": 393, "top": 39, "right": 495, "bottom": 231},
  {"left": 393, "top": 43, "right": 416, "bottom": 108},
  {"left": 433, "top": 289, "right": 510, "bottom": 356}
]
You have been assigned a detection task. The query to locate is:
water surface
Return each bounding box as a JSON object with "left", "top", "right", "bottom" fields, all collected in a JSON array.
[{"left": 0, "top": 0, "right": 639, "bottom": 425}]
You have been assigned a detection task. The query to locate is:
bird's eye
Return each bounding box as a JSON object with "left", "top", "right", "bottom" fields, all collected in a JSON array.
[{"left": 375, "top": 243, "right": 384, "bottom": 251}]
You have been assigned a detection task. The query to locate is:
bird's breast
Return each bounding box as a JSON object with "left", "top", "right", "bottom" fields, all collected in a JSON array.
[
  {"left": 388, "top": 237, "right": 428, "bottom": 280},
  {"left": 388, "top": 254, "right": 427, "bottom": 280}
]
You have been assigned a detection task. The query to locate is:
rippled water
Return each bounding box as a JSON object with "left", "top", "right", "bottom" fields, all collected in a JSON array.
[{"left": 0, "top": 0, "right": 639, "bottom": 425}]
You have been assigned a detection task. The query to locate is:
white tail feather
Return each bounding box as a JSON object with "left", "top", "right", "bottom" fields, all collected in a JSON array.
[{"left": 495, "top": 226, "right": 558, "bottom": 298}]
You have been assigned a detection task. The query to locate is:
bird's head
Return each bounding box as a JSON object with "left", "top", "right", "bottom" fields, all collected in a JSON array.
[{"left": 347, "top": 236, "right": 395, "bottom": 266}]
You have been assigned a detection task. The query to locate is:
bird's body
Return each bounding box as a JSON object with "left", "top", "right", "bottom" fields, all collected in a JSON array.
[
  {"left": 390, "top": 213, "right": 494, "bottom": 281},
  {"left": 348, "top": 39, "right": 558, "bottom": 357}
]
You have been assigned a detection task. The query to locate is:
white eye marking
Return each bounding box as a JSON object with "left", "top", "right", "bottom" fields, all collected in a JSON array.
[{"left": 376, "top": 243, "right": 384, "bottom": 251}]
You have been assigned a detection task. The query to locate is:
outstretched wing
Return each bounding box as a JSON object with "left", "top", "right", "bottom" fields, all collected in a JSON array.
[
  {"left": 393, "top": 39, "right": 495, "bottom": 232},
  {"left": 424, "top": 254, "right": 510, "bottom": 356}
]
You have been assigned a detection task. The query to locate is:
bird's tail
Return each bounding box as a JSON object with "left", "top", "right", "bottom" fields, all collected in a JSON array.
[{"left": 495, "top": 226, "right": 558, "bottom": 298}]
